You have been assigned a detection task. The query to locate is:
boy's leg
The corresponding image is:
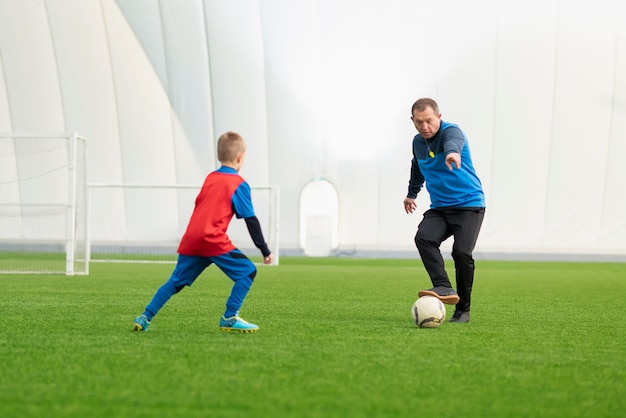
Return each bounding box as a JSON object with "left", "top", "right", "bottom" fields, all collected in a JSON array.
[
  {"left": 139, "top": 255, "right": 210, "bottom": 321},
  {"left": 212, "top": 249, "right": 257, "bottom": 318},
  {"left": 448, "top": 208, "right": 485, "bottom": 313}
]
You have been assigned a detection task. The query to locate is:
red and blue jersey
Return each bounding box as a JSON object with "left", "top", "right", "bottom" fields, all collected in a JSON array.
[{"left": 178, "top": 166, "right": 255, "bottom": 257}]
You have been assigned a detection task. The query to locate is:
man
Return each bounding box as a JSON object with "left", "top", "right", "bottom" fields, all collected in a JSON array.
[{"left": 403, "top": 98, "right": 485, "bottom": 323}]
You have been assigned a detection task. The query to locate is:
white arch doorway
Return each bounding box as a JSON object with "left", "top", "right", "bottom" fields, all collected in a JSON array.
[{"left": 299, "top": 178, "right": 339, "bottom": 256}]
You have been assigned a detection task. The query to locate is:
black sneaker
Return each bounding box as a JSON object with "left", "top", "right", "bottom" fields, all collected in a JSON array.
[
  {"left": 418, "top": 286, "right": 460, "bottom": 305},
  {"left": 449, "top": 311, "right": 470, "bottom": 323}
]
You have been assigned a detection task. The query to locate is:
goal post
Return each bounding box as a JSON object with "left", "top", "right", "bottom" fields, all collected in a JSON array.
[
  {"left": 0, "top": 133, "right": 88, "bottom": 275},
  {"left": 88, "top": 183, "right": 279, "bottom": 266}
]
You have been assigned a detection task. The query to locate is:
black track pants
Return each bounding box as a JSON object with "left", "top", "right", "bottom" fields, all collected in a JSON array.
[{"left": 414, "top": 207, "right": 485, "bottom": 311}]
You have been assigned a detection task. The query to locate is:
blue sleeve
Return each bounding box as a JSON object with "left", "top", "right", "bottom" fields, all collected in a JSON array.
[
  {"left": 442, "top": 126, "right": 465, "bottom": 155},
  {"left": 232, "top": 181, "right": 256, "bottom": 219}
]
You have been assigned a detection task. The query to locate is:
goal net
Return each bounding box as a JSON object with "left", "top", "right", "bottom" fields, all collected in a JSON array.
[
  {"left": 88, "top": 184, "right": 279, "bottom": 266},
  {"left": 0, "top": 133, "right": 88, "bottom": 275}
]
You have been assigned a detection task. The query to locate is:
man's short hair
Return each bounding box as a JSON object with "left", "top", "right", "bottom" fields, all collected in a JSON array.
[{"left": 411, "top": 98, "right": 439, "bottom": 115}]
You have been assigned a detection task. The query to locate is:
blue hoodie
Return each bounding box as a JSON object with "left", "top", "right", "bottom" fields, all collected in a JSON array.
[{"left": 408, "top": 121, "right": 485, "bottom": 208}]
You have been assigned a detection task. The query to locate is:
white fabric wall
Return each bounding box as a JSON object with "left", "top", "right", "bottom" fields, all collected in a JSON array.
[{"left": 0, "top": 0, "right": 624, "bottom": 258}]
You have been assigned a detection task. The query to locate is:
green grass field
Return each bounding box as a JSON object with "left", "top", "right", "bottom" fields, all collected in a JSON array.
[{"left": 0, "top": 257, "right": 624, "bottom": 418}]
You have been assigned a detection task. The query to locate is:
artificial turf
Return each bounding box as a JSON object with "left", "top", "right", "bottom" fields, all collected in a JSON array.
[{"left": 0, "top": 258, "right": 624, "bottom": 418}]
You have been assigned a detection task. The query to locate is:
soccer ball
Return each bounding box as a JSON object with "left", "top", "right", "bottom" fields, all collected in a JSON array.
[{"left": 411, "top": 296, "right": 446, "bottom": 328}]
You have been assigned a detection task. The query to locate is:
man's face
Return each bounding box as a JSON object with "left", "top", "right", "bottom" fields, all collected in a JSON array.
[{"left": 411, "top": 106, "right": 441, "bottom": 139}]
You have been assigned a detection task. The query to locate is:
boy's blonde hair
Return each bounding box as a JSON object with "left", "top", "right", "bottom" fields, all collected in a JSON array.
[{"left": 217, "top": 131, "right": 246, "bottom": 163}]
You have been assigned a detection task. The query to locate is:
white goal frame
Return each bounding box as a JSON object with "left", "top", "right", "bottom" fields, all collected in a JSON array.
[
  {"left": 88, "top": 183, "right": 280, "bottom": 266},
  {"left": 0, "top": 132, "right": 88, "bottom": 275}
]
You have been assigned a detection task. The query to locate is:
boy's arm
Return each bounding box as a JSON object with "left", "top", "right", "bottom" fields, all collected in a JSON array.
[{"left": 244, "top": 216, "right": 271, "bottom": 257}]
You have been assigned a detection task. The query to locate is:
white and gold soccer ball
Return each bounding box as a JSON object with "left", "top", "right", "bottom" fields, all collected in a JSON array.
[{"left": 411, "top": 296, "right": 446, "bottom": 328}]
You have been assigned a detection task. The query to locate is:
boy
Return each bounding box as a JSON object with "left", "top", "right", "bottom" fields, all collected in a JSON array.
[{"left": 133, "top": 131, "right": 273, "bottom": 333}]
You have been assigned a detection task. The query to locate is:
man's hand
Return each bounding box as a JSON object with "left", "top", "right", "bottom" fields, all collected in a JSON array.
[
  {"left": 445, "top": 152, "right": 461, "bottom": 170},
  {"left": 404, "top": 197, "right": 417, "bottom": 214},
  {"left": 263, "top": 254, "right": 274, "bottom": 265}
]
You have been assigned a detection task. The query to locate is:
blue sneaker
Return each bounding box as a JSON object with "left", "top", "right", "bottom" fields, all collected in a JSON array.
[
  {"left": 133, "top": 314, "right": 151, "bottom": 331},
  {"left": 219, "top": 316, "right": 259, "bottom": 333}
]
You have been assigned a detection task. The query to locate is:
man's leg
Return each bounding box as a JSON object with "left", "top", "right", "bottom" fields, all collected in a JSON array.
[
  {"left": 415, "top": 209, "right": 452, "bottom": 287},
  {"left": 448, "top": 208, "right": 485, "bottom": 313}
]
